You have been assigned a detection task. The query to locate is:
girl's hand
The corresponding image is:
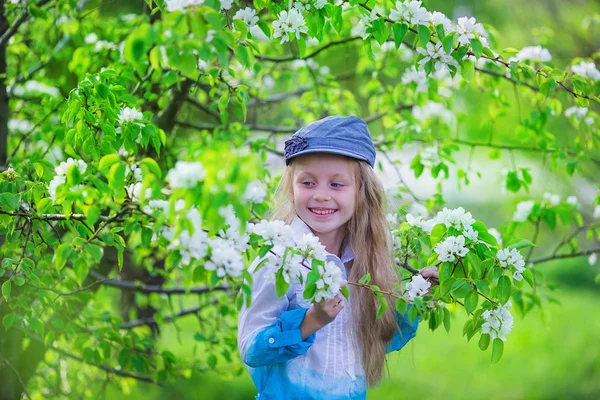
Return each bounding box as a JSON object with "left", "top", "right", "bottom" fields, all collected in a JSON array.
[
  {"left": 300, "top": 280, "right": 347, "bottom": 340},
  {"left": 419, "top": 266, "right": 439, "bottom": 287}
]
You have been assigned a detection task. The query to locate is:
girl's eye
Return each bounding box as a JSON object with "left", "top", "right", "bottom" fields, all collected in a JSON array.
[
  {"left": 302, "top": 181, "right": 314, "bottom": 187},
  {"left": 331, "top": 183, "right": 344, "bottom": 188}
]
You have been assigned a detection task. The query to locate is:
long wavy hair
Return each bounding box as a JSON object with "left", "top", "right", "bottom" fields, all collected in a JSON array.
[{"left": 271, "top": 156, "right": 398, "bottom": 386}]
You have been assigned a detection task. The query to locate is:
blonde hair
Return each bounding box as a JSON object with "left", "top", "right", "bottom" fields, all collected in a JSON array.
[{"left": 271, "top": 156, "right": 397, "bottom": 386}]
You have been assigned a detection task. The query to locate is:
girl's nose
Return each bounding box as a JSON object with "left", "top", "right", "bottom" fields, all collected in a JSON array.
[{"left": 313, "top": 192, "right": 331, "bottom": 202}]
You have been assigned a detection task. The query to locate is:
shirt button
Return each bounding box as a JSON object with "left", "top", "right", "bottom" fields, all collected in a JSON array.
[{"left": 268, "top": 337, "right": 275, "bottom": 344}]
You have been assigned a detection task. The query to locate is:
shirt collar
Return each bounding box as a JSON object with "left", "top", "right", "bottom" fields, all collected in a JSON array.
[{"left": 290, "top": 215, "right": 355, "bottom": 264}]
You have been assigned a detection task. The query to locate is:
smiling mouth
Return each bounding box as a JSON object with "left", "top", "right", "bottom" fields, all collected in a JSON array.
[{"left": 309, "top": 208, "right": 338, "bottom": 215}]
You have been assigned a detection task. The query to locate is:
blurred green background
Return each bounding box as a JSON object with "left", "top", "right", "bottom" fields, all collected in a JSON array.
[{"left": 88, "top": 0, "right": 600, "bottom": 399}]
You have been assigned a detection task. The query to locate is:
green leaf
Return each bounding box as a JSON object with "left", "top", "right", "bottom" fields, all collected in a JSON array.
[
  {"left": 140, "top": 157, "right": 162, "bottom": 178},
  {"left": 53, "top": 243, "right": 74, "bottom": 271},
  {"left": 331, "top": 5, "right": 343, "bottom": 35},
  {"left": 442, "top": 308, "right": 451, "bottom": 332},
  {"left": 491, "top": 338, "right": 504, "bottom": 363},
  {"left": 442, "top": 34, "right": 454, "bottom": 54},
  {"left": 3, "top": 313, "right": 17, "bottom": 330},
  {"left": 275, "top": 268, "right": 289, "bottom": 298},
  {"left": 407, "top": 304, "right": 418, "bottom": 323},
  {"left": 505, "top": 171, "right": 521, "bottom": 192},
  {"left": 395, "top": 297, "right": 407, "bottom": 315},
  {"left": 376, "top": 294, "right": 388, "bottom": 319},
  {"left": 522, "top": 268, "right": 534, "bottom": 288},
  {"left": 370, "top": 18, "right": 389, "bottom": 46},
  {"left": 507, "top": 240, "right": 535, "bottom": 251},
  {"left": 340, "top": 285, "right": 350, "bottom": 300},
  {"left": 417, "top": 24, "right": 430, "bottom": 46},
  {"left": 0, "top": 193, "right": 19, "bottom": 212},
  {"left": 2, "top": 280, "right": 11, "bottom": 301},
  {"left": 73, "top": 258, "right": 89, "bottom": 287},
  {"left": 470, "top": 38, "right": 483, "bottom": 58},
  {"left": 430, "top": 224, "right": 446, "bottom": 247},
  {"left": 218, "top": 92, "right": 230, "bottom": 113},
  {"left": 358, "top": 273, "right": 371, "bottom": 284},
  {"left": 258, "top": 244, "right": 273, "bottom": 259},
  {"left": 108, "top": 164, "right": 126, "bottom": 193},
  {"left": 497, "top": 276, "right": 511, "bottom": 305},
  {"left": 461, "top": 59, "right": 475, "bottom": 82},
  {"left": 479, "top": 333, "right": 491, "bottom": 350},
  {"left": 465, "top": 289, "right": 479, "bottom": 313},
  {"left": 392, "top": 23, "right": 408, "bottom": 49},
  {"left": 234, "top": 45, "right": 254, "bottom": 69}
]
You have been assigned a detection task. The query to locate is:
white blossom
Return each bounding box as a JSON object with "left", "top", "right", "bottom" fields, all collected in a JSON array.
[
  {"left": 405, "top": 274, "right": 431, "bottom": 300},
  {"left": 234, "top": 7, "right": 259, "bottom": 29},
  {"left": 118, "top": 107, "right": 144, "bottom": 125},
  {"left": 205, "top": 237, "right": 245, "bottom": 277},
  {"left": 594, "top": 205, "right": 600, "bottom": 219},
  {"left": 220, "top": 0, "right": 233, "bottom": 10},
  {"left": 435, "top": 206, "right": 476, "bottom": 231},
  {"left": 243, "top": 180, "right": 267, "bottom": 203},
  {"left": 419, "top": 145, "right": 441, "bottom": 167},
  {"left": 416, "top": 41, "right": 458, "bottom": 72},
  {"left": 352, "top": 9, "right": 378, "bottom": 40},
  {"left": 165, "top": 0, "right": 204, "bottom": 13},
  {"left": 543, "top": 192, "right": 561, "bottom": 206},
  {"left": 589, "top": 253, "right": 598, "bottom": 265},
  {"left": 488, "top": 228, "right": 503, "bottom": 247},
  {"left": 386, "top": 213, "right": 399, "bottom": 227},
  {"left": 434, "top": 235, "right": 469, "bottom": 262},
  {"left": 126, "top": 182, "right": 142, "bottom": 202},
  {"left": 512, "top": 200, "right": 535, "bottom": 222},
  {"left": 166, "top": 161, "right": 206, "bottom": 188},
  {"left": 412, "top": 101, "right": 455, "bottom": 128},
  {"left": 125, "top": 164, "right": 143, "bottom": 182},
  {"left": 430, "top": 11, "right": 454, "bottom": 34},
  {"left": 8, "top": 119, "right": 33, "bottom": 132},
  {"left": 293, "top": 0, "right": 311, "bottom": 12},
  {"left": 54, "top": 158, "right": 88, "bottom": 176},
  {"left": 314, "top": 261, "right": 344, "bottom": 302},
  {"left": 513, "top": 45, "right": 552, "bottom": 62},
  {"left": 84, "top": 33, "right": 98, "bottom": 43},
  {"left": 272, "top": 9, "right": 308, "bottom": 44},
  {"left": 296, "top": 233, "right": 328, "bottom": 262},
  {"left": 264, "top": 252, "right": 303, "bottom": 284},
  {"left": 482, "top": 301, "right": 514, "bottom": 342},
  {"left": 314, "top": 0, "right": 327, "bottom": 9},
  {"left": 496, "top": 248, "right": 526, "bottom": 281},
  {"left": 402, "top": 66, "right": 428, "bottom": 93},
  {"left": 166, "top": 208, "right": 208, "bottom": 265},
  {"left": 10, "top": 80, "right": 60, "bottom": 97},
  {"left": 572, "top": 61, "right": 600, "bottom": 80},
  {"left": 406, "top": 214, "right": 436, "bottom": 234},
  {"left": 48, "top": 175, "right": 66, "bottom": 203},
  {"left": 247, "top": 219, "right": 295, "bottom": 248},
  {"left": 390, "top": 1, "right": 431, "bottom": 26},
  {"left": 565, "top": 106, "right": 588, "bottom": 120},
  {"left": 566, "top": 196, "right": 578, "bottom": 206},
  {"left": 408, "top": 202, "right": 429, "bottom": 218},
  {"left": 456, "top": 16, "right": 486, "bottom": 46}
]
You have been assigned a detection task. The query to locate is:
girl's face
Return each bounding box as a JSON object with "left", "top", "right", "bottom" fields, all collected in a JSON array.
[{"left": 292, "top": 153, "right": 357, "bottom": 240}]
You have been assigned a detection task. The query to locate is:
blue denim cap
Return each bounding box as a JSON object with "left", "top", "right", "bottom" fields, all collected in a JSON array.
[{"left": 284, "top": 116, "right": 376, "bottom": 167}]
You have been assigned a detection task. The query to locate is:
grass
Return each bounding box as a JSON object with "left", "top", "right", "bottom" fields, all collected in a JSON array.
[{"left": 104, "top": 286, "right": 600, "bottom": 400}]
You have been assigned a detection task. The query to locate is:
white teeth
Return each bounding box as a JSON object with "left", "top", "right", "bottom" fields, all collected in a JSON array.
[{"left": 311, "top": 209, "right": 336, "bottom": 215}]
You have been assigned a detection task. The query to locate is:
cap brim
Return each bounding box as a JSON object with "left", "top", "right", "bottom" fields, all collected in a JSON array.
[{"left": 285, "top": 147, "right": 371, "bottom": 166}]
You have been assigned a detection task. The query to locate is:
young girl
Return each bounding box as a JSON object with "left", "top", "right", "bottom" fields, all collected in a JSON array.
[{"left": 238, "top": 116, "right": 438, "bottom": 399}]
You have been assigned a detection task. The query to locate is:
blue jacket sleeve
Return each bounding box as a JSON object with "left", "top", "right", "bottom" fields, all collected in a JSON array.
[
  {"left": 238, "top": 254, "right": 316, "bottom": 368},
  {"left": 386, "top": 304, "right": 420, "bottom": 353},
  {"left": 241, "top": 308, "right": 316, "bottom": 368}
]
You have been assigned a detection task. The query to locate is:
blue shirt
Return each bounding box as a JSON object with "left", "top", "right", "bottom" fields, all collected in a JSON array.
[{"left": 238, "top": 216, "right": 419, "bottom": 399}]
